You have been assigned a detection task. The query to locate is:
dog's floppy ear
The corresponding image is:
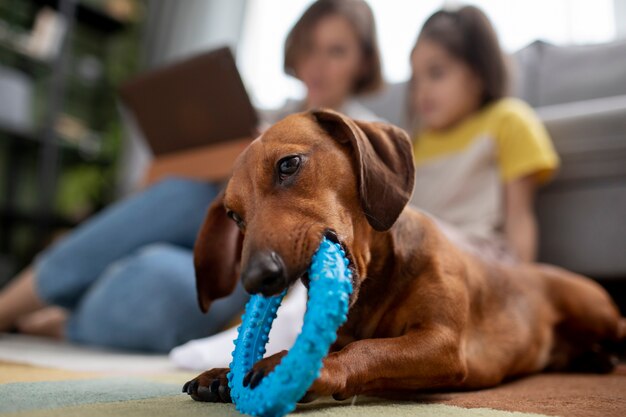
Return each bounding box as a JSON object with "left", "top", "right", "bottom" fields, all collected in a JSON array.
[
  {"left": 312, "top": 109, "right": 415, "bottom": 231},
  {"left": 194, "top": 191, "right": 243, "bottom": 313}
]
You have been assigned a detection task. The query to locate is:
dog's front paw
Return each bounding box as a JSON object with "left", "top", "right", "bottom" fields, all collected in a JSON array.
[
  {"left": 183, "top": 368, "right": 231, "bottom": 403},
  {"left": 299, "top": 354, "right": 350, "bottom": 403}
]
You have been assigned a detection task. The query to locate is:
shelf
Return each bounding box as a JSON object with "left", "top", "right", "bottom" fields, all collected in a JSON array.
[
  {"left": 32, "top": 0, "right": 129, "bottom": 34},
  {"left": 1, "top": 0, "right": 139, "bottom": 280},
  {"left": 0, "top": 122, "right": 113, "bottom": 166},
  {"left": 0, "top": 121, "right": 37, "bottom": 142},
  {"left": 0, "top": 205, "right": 78, "bottom": 228},
  {"left": 0, "top": 40, "right": 52, "bottom": 76},
  {"left": 0, "top": 254, "right": 15, "bottom": 286}
]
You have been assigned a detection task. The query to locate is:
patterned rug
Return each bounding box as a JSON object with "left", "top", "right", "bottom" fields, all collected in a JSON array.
[{"left": 1, "top": 335, "right": 625, "bottom": 417}]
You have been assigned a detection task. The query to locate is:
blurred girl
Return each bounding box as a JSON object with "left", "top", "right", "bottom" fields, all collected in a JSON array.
[{"left": 409, "top": 6, "right": 559, "bottom": 262}]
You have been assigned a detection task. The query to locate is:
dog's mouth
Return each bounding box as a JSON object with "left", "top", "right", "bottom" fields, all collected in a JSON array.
[{"left": 299, "top": 228, "right": 357, "bottom": 292}]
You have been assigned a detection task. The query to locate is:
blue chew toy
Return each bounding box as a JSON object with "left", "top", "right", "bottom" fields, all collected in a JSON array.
[{"left": 227, "top": 237, "right": 353, "bottom": 417}]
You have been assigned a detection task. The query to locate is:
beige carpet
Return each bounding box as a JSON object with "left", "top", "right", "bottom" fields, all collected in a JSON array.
[
  {"left": 1, "top": 334, "right": 624, "bottom": 417},
  {"left": 0, "top": 360, "right": 547, "bottom": 417},
  {"left": 384, "top": 366, "right": 626, "bottom": 417}
]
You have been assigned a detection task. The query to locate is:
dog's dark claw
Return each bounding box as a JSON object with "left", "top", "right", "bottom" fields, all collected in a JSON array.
[
  {"left": 196, "top": 384, "right": 219, "bottom": 402},
  {"left": 184, "top": 369, "right": 232, "bottom": 403},
  {"left": 332, "top": 392, "right": 351, "bottom": 401},
  {"left": 218, "top": 384, "right": 232, "bottom": 403},
  {"left": 299, "top": 391, "right": 319, "bottom": 403},
  {"left": 187, "top": 379, "right": 198, "bottom": 395},
  {"left": 251, "top": 370, "right": 265, "bottom": 388},
  {"left": 243, "top": 370, "right": 252, "bottom": 387},
  {"left": 243, "top": 369, "right": 265, "bottom": 389}
]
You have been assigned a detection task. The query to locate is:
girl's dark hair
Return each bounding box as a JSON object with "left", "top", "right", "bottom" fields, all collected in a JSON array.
[
  {"left": 284, "top": 0, "right": 383, "bottom": 95},
  {"left": 417, "top": 6, "right": 509, "bottom": 104}
]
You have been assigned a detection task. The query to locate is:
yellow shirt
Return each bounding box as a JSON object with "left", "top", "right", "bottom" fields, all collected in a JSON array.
[{"left": 411, "top": 98, "right": 559, "bottom": 245}]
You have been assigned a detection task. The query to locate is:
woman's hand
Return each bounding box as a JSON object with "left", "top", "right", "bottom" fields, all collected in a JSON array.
[{"left": 504, "top": 175, "right": 538, "bottom": 263}]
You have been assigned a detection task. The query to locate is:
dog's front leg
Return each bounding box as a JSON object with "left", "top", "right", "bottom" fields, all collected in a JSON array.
[
  {"left": 305, "top": 326, "right": 467, "bottom": 400},
  {"left": 184, "top": 351, "right": 288, "bottom": 403}
]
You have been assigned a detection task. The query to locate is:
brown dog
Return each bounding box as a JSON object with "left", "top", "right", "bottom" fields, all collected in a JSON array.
[{"left": 183, "top": 109, "right": 625, "bottom": 403}]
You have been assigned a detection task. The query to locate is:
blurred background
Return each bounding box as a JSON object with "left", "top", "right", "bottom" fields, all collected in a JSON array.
[{"left": 0, "top": 0, "right": 625, "bottom": 302}]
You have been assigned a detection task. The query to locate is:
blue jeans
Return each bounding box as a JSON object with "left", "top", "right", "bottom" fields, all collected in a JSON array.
[{"left": 34, "top": 178, "right": 249, "bottom": 353}]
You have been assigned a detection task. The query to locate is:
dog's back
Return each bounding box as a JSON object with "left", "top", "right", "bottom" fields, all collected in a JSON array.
[{"left": 390, "top": 207, "right": 625, "bottom": 387}]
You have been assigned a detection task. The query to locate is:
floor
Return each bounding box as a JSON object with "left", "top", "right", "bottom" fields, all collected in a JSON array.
[{"left": 1, "top": 333, "right": 625, "bottom": 417}]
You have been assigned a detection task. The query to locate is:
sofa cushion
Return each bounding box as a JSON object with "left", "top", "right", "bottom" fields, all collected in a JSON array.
[
  {"left": 513, "top": 39, "right": 626, "bottom": 107},
  {"left": 537, "top": 95, "right": 626, "bottom": 182},
  {"left": 535, "top": 95, "right": 626, "bottom": 277}
]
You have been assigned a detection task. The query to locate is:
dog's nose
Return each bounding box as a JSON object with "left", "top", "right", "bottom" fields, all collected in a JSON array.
[{"left": 241, "top": 251, "right": 287, "bottom": 295}]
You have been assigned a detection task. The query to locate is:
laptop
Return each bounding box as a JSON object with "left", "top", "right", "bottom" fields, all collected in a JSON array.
[{"left": 119, "top": 47, "right": 258, "bottom": 156}]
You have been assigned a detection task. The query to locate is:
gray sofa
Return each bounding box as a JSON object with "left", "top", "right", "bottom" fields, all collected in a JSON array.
[{"left": 362, "top": 39, "right": 626, "bottom": 279}]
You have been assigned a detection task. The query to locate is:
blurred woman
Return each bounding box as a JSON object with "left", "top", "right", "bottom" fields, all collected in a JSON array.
[
  {"left": 0, "top": 0, "right": 383, "bottom": 353},
  {"left": 263, "top": 0, "right": 382, "bottom": 123}
]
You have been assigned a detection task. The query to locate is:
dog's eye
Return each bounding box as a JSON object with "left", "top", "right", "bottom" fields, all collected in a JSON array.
[
  {"left": 226, "top": 210, "right": 245, "bottom": 229},
  {"left": 277, "top": 155, "right": 301, "bottom": 182}
]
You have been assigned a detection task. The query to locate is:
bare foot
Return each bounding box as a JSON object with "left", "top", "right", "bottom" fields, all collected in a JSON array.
[
  {"left": 15, "top": 307, "right": 68, "bottom": 339},
  {"left": 0, "top": 267, "right": 46, "bottom": 331}
]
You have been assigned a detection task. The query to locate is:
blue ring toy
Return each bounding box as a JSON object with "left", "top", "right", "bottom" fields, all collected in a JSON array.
[{"left": 227, "top": 237, "right": 353, "bottom": 417}]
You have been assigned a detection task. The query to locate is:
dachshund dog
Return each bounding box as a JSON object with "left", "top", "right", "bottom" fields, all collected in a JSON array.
[{"left": 183, "top": 109, "right": 625, "bottom": 403}]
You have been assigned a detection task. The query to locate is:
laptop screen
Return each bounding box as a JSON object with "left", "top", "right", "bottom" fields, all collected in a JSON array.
[{"left": 119, "top": 47, "right": 258, "bottom": 156}]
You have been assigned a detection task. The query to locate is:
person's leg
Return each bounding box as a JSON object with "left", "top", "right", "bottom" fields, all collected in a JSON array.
[
  {"left": 66, "top": 243, "right": 249, "bottom": 353},
  {"left": 0, "top": 178, "right": 218, "bottom": 332},
  {"left": 34, "top": 178, "right": 219, "bottom": 311}
]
